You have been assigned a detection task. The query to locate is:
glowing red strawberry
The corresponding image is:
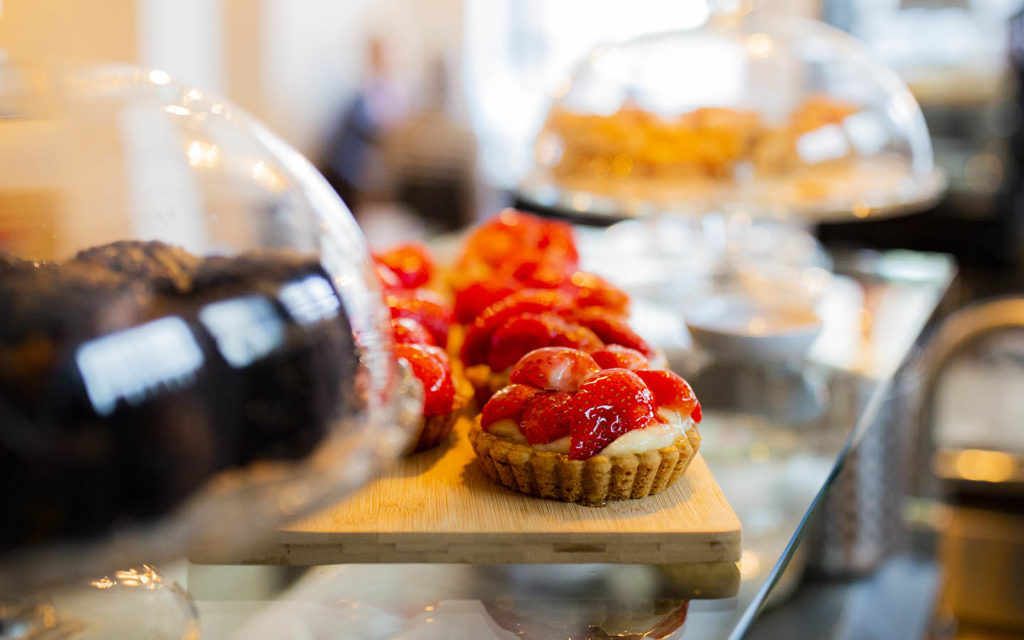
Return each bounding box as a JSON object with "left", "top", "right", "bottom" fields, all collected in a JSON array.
[
  {"left": 453, "top": 279, "right": 517, "bottom": 324},
  {"left": 568, "top": 271, "right": 630, "bottom": 313},
  {"left": 386, "top": 289, "right": 452, "bottom": 347},
  {"left": 569, "top": 368, "right": 656, "bottom": 459},
  {"left": 487, "top": 313, "right": 567, "bottom": 371},
  {"left": 395, "top": 343, "right": 455, "bottom": 416},
  {"left": 481, "top": 383, "right": 540, "bottom": 429},
  {"left": 391, "top": 317, "right": 436, "bottom": 346},
  {"left": 571, "top": 308, "right": 654, "bottom": 357},
  {"left": 635, "top": 369, "right": 699, "bottom": 419},
  {"left": 374, "top": 243, "right": 435, "bottom": 289},
  {"left": 551, "top": 323, "right": 604, "bottom": 353},
  {"left": 591, "top": 345, "right": 649, "bottom": 370},
  {"left": 460, "top": 289, "right": 575, "bottom": 365},
  {"left": 509, "top": 347, "right": 600, "bottom": 392},
  {"left": 520, "top": 391, "right": 574, "bottom": 445}
]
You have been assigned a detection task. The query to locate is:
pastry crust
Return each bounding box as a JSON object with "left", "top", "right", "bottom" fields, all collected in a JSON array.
[
  {"left": 468, "top": 417, "right": 701, "bottom": 505},
  {"left": 463, "top": 364, "right": 509, "bottom": 406}
]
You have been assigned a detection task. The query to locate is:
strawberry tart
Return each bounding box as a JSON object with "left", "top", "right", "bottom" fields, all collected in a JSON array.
[
  {"left": 469, "top": 347, "right": 702, "bottom": 505},
  {"left": 451, "top": 209, "right": 580, "bottom": 323},
  {"left": 449, "top": 210, "right": 664, "bottom": 405},
  {"left": 376, "top": 244, "right": 470, "bottom": 452},
  {"left": 460, "top": 292, "right": 661, "bottom": 405},
  {"left": 394, "top": 341, "right": 469, "bottom": 452}
]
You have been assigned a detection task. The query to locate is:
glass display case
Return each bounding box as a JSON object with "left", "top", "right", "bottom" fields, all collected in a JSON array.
[
  {"left": 519, "top": 9, "right": 944, "bottom": 222},
  {"left": 185, "top": 246, "right": 956, "bottom": 640},
  {"left": 0, "top": 59, "right": 420, "bottom": 605}
]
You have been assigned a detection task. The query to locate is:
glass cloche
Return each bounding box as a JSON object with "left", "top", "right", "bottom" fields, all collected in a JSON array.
[
  {"left": 0, "top": 60, "right": 420, "bottom": 596},
  {"left": 519, "top": 9, "right": 944, "bottom": 222}
]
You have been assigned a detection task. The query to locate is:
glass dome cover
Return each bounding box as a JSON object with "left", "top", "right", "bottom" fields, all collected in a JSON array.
[
  {"left": 521, "top": 10, "right": 944, "bottom": 221},
  {"left": 0, "top": 59, "right": 420, "bottom": 594}
]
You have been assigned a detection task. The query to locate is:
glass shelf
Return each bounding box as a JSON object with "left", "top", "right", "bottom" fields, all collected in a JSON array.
[{"left": 183, "top": 247, "right": 954, "bottom": 640}]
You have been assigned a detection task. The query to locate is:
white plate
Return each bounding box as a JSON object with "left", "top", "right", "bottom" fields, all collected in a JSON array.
[{"left": 685, "top": 295, "right": 822, "bottom": 361}]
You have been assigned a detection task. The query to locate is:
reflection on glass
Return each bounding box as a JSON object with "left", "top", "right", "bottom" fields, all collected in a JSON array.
[
  {"left": 279, "top": 274, "right": 341, "bottom": 326},
  {"left": 199, "top": 295, "right": 285, "bottom": 368},
  {"left": 185, "top": 140, "right": 219, "bottom": 168},
  {"left": 944, "top": 449, "right": 1016, "bottom": 483},
  {"left": 75, "top": 316, "right": 204, "bottom": 416}
]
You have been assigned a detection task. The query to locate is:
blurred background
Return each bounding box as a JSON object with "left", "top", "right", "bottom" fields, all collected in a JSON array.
[
  {"left": 7, "top": 0, "right": 1020, "bottom": 279},
  {"left": 2, "top": 2, "right": 1024, "bottom": 638}
]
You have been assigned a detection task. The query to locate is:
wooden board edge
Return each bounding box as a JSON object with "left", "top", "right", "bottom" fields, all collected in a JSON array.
[{"left": 189, "top": 528, "right": 741, "bottom": 566}]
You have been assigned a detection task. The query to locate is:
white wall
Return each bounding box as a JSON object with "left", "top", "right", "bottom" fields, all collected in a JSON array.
[
  {"left": 137, "top": 0, "right": 225, "bottom": 92},
  {"left": 0, "top": 0, "right": 458, "bottom": 159}
]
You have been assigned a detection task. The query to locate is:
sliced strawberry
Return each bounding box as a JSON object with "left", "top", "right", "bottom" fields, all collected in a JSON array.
[
  {"left": 551, "top": 323, "right": 604, "bottom": 353},
  {"left": 481, "top": 383, "right": 541, "bottom": 429},
  {"left": 460, "top": 289, "right": 575, "bottom": 365},
  {"left": 458, "top": 210, "right": 535, "bottom": 269},
  {"left": 569, "top": 368, "right": 656, "bottom": 460},
  {"left": 386, "top": 289, "right": 453, "bottom": 347},
  {"left": 395, "top": 343, "right": 455, "bottom": 416},
  {"left": 635, "top": 369, "right": 698, "bottom": 417},
  {"left": 520, "top": 391, "right": 574, "bottom": 445},
  {"left": 535, "top": 216, "right": 579, "bottom": 267},
  {"left": 512, "top": 258, "right": 570, "bottom": 289},
  {"left": 487, "top": 313, "right": 567, "bottom": 371},
  {"left": 391, "top": 317, "right": 436, "bottom": 346},
  {"left": 591, "top": 345, "right": 650, "bottom": 370},
  {"left": 568, "top": 271, "right": 630, "bottom": 313},
  {"left": 374, "top": 243, "right": 435, "bottom": 289},
  {"left": 691, "top": 402, "right": 702, "bottom": 423},
  {"left": 375, "top": 261, "right": 403, "bottom": 291},
  {"left": 458, "top": 209, "right": 579, "bottom": 272},
  {"left": 418, "top": 344, "right": 452, "bottom": 374},
  {"left": 453, "top": 279, "right": 517, "bottom": 324},
  {"left": 570, "top": 308, "right": 654, "bottom": 357},
  {"left": 508, "top": 347, "right": 600, "bottom": 392}
]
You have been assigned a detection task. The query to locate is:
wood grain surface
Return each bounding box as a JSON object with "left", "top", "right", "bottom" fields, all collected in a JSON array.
[{"left": 192, "top": 417, "right": 741, "bottom": 566}]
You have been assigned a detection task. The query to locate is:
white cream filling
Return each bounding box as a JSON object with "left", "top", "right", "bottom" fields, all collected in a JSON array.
[
  {"left": 486, "top": 419, "right": 528, "bottom": 444},
  {"left": 598, "top": 410, "right": 693, "bottom": 456},
  {"left": 533, "top": 436, "right": 571, "bottom": 452},
  {"left": 484, "top": 408, "right": 694, "bottom": 457}
]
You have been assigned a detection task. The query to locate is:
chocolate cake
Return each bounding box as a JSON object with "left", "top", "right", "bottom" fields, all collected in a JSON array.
[
  {"left": 0, "top": 241, "right": 359, "bottom": 550},
  {"left": 70, "top": 239, "right": 202, "bottom": 294}
]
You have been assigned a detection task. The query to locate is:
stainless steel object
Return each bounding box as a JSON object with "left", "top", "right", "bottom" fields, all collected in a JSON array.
[
  {"left": 804, "top": 358, "right": 920, "bottom": 576},
  {"left": 915, "top": 297, "right": 1024, "bottom": 497}
]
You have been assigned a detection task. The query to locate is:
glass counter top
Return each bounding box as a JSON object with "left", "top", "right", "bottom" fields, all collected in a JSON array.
[{"left": 183, "top": 248, "right": 955, "bottom": 640}]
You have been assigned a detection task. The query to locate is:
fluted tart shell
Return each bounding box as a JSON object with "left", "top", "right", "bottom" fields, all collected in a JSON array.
[{"left": 468, "top": 417, "right": 701, "bottom": 506}]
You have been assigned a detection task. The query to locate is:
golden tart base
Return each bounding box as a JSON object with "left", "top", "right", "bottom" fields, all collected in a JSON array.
[{"left": 468, "top": 418, "right": 701, "bottom": 506}]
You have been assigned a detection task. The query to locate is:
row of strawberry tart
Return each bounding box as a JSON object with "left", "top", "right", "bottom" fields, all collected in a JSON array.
[
  {"left": 450, "top": 211, "right": 663, "bottom": 406},
  {"left": 374, "top": 244, "right": 470, "bottom": 452},
  {"left": 447, "top": 211, "right": 704, "bottom": 505}
]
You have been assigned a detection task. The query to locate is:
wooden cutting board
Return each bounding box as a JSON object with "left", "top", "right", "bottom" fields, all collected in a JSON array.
[{"left": 193, "top": 416, "right": 741, "bottom": 567}]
